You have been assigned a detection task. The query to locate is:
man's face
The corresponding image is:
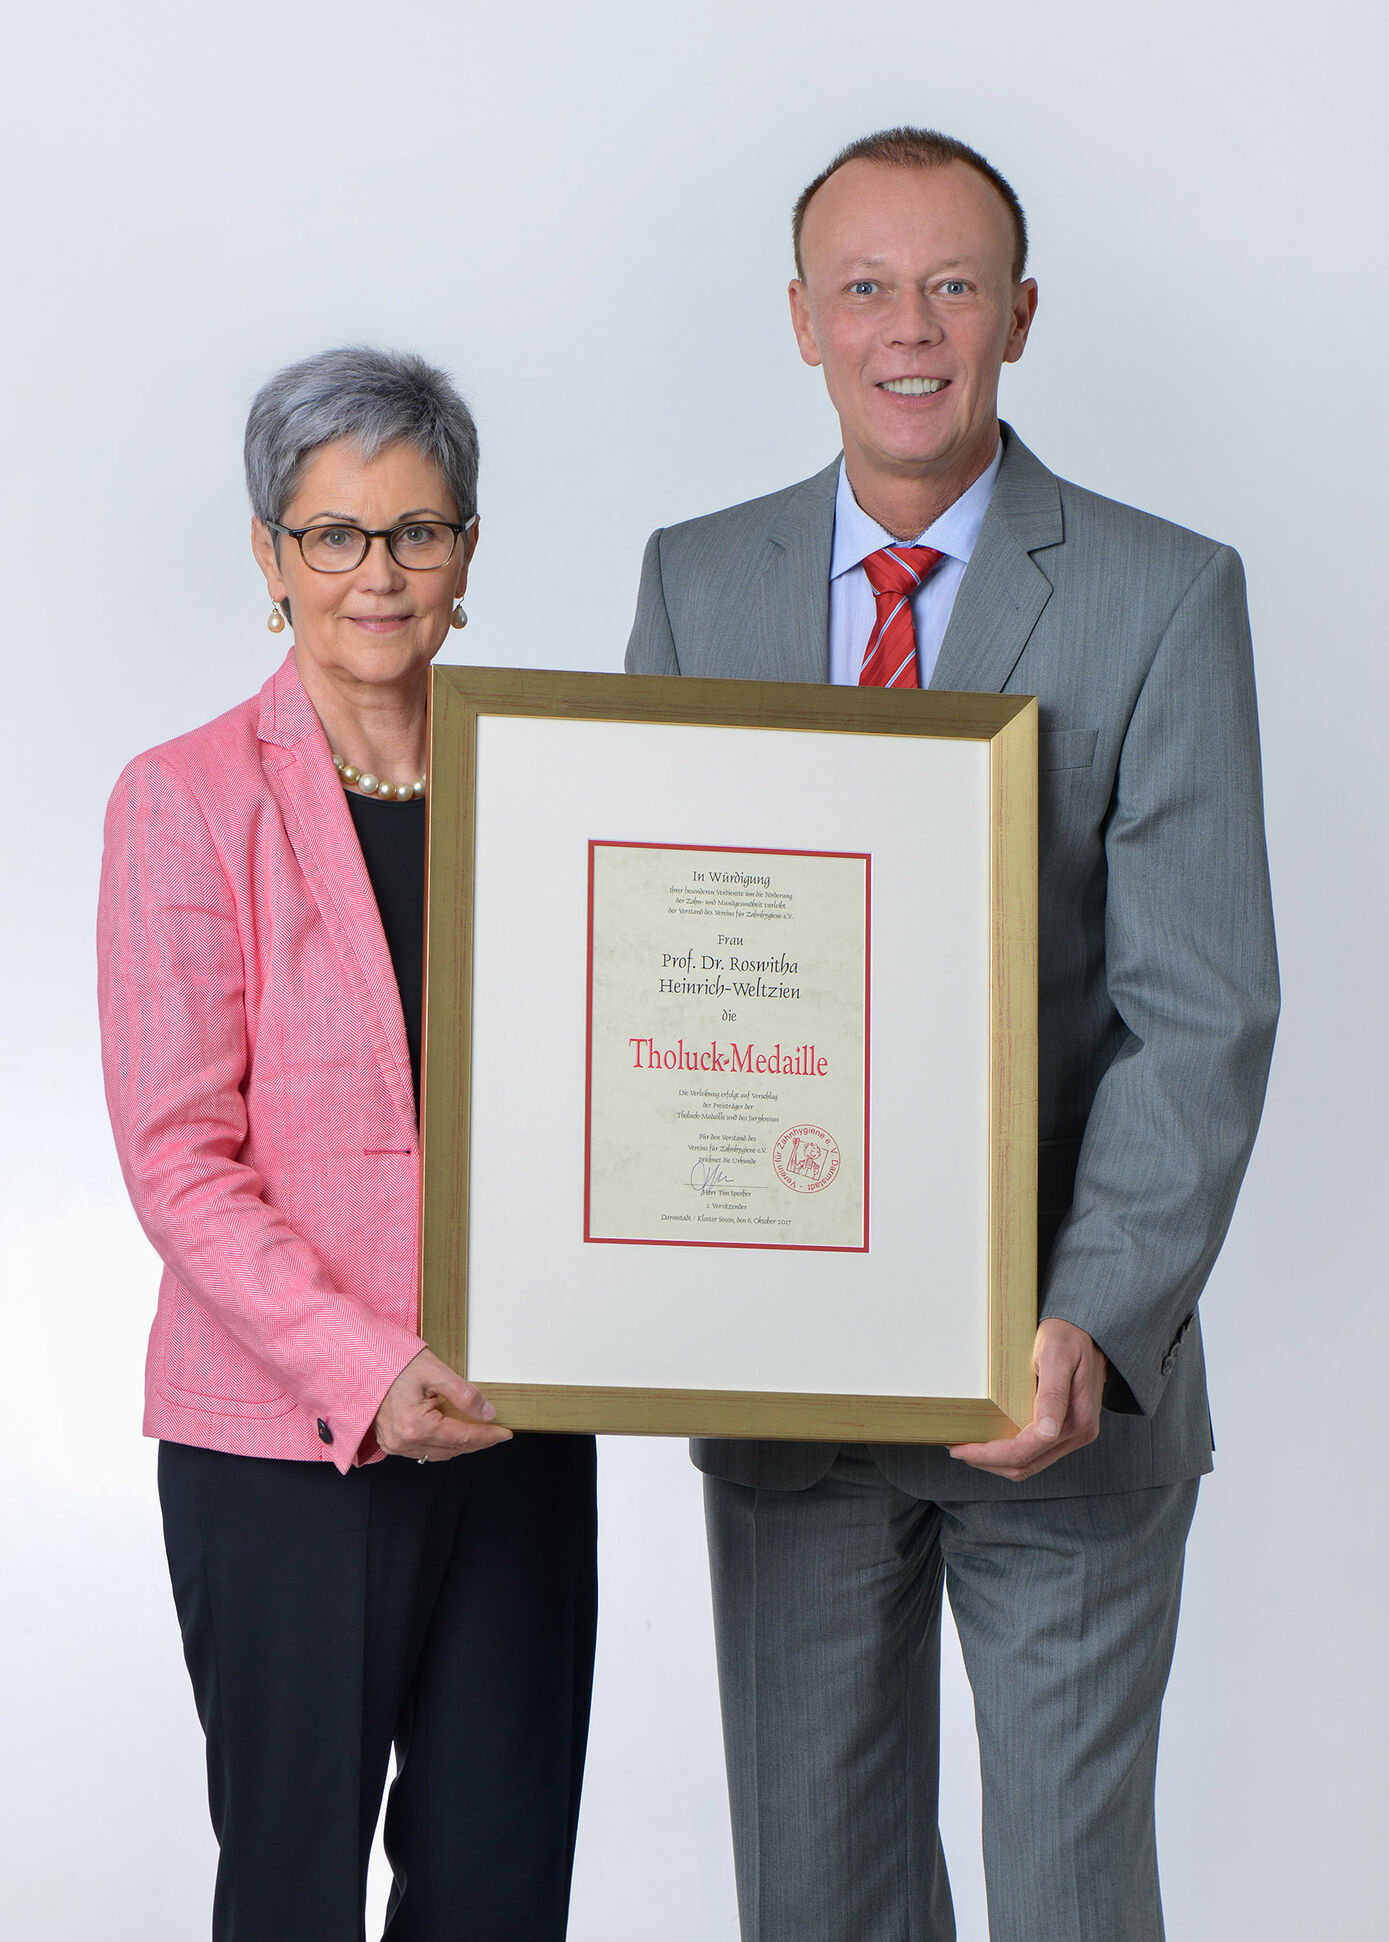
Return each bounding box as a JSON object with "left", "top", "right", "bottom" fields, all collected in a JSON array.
[{"left": 790, "top": 159, "right": 1037, "bottom": 494}]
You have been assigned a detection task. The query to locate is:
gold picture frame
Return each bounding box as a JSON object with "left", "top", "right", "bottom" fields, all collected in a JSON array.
[{"left": 422, "top": 666, "right": 1037, "bottom": 1444}]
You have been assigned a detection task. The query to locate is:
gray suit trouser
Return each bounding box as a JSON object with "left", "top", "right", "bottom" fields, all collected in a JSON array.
[{"left": 704, "top": 1452, "right": 1199, "bottom": 1942}]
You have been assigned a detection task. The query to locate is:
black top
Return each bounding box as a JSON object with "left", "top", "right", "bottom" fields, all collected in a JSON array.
[{"left": 345, "top": 792, "right": 426, "bottom": 1112}]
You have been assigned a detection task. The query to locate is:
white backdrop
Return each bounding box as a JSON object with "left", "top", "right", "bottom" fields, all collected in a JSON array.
[{"left": 1, "top": 3, "right": 1384, "bottom": 1937}]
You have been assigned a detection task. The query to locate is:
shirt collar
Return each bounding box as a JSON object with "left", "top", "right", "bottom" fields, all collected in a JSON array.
[{"left": 830, "top": 439, "right": 1003, "bottom": 580}]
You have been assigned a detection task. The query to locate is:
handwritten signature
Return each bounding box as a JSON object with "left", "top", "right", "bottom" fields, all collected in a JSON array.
[{"left": 690, "top": 1161, "right": 733, "bottom": 1196}]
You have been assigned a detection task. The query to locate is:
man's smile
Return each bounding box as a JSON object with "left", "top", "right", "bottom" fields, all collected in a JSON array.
[{"left": 878, "top": 377, "right": 949, "bottom": 395}]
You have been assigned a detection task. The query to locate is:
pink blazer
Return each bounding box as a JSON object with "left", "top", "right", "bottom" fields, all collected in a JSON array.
[{"left": 98, "top": 652, "right": 427, "bottom": 1473}]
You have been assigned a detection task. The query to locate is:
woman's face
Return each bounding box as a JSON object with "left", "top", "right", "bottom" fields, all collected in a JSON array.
[{"left": 251, "top": 437, "right": 477, "bottom": 694}]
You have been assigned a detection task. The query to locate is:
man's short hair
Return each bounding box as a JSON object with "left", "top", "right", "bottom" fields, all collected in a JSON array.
[{"left": 792, "top": 127, "right": 1028, "bottom": 284}]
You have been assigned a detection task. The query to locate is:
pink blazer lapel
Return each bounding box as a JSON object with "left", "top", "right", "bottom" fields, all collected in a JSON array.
[{"left": 256, "top": 652, "right": 417, "bottom": 1137}]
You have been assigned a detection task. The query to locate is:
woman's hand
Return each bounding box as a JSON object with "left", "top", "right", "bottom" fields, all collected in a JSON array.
[{"left": 373, "top": 1348, "right": 513, "bottom": 1462}]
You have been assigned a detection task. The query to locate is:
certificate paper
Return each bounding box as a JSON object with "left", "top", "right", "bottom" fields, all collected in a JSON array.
[{"left": 585, "top": 842, "right": 870, "bottom": 1250}]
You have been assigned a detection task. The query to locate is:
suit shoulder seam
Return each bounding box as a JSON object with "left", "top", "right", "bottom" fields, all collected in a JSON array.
[{"left": 1052, "top": 475, "right": 1232, "bottom": 556}]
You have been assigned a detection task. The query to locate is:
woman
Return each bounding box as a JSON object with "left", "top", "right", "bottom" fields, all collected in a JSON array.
[{"left": 98, "top": 346, "right": 597, "bottom": 1942}]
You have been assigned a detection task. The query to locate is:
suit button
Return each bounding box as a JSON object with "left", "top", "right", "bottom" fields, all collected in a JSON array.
[
  {"left": 317, "top": 1418, "right": 334, "bottom": 1445},
  {"left": 1160, "top": 1354, "right": 1176, "bottom": 1377}
]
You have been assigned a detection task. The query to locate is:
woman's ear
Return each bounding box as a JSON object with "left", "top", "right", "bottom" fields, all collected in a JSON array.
[
  {"left": 251, "top": 516, "right": 288, "bottom": 601},
  {"left": 454, "top": 514, "right": 480, "bottom": 598}
]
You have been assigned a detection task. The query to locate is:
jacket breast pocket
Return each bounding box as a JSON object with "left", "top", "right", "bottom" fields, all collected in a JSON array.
[{"left": 1039, "top": 728, "right": 1098, "bottom": 772}]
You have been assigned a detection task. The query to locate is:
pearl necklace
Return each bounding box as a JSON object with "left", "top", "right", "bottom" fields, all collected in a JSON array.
[{"left": 333, "top": 755, "right": 426, "bottom": 803}]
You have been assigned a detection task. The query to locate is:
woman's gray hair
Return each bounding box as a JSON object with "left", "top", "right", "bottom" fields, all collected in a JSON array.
[{"left": 244, "top": 345, "right": 479, "bottom": 527}]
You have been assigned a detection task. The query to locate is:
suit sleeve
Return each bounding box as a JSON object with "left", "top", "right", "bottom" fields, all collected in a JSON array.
[
  {"left": 1040, "top": 544, "right": 1279, "bottom": 1415},
  {"left": 625, "top": 529, "right": 681, "bottom": 674},
  {"left": 97, "top": 754, "right": 425, "bottom": 1471}
]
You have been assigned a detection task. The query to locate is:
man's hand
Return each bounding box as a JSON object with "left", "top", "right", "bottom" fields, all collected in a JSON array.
[
  {"left": 949, "top": 1319, "right": 1106, "bottom": 1481},
  {"left": 373, "top": 1347, "right": 513, "bottom": 1463}
]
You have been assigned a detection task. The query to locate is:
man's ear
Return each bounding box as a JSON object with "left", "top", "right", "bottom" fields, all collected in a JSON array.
[
  {"left": 788, "top": 279, "right": 823, "bottom": 369},
  {"left": 1003, "top": 279, "right": 1039, "bottom": 365}
]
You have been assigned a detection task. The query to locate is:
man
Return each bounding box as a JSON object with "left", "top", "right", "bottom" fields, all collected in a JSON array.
[{"left": 625, "top": 129, "right": 1278, "bottom": 1942}]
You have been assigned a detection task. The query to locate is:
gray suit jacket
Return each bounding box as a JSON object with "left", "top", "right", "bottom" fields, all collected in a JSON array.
[{"left": 625, "top": 427, "right": 1279, "bottom": 1500}]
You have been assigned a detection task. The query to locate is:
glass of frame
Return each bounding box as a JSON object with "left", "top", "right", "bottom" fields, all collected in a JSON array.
[{"left": 421, "top": 666, "right": 1037, "bottom": 1444}]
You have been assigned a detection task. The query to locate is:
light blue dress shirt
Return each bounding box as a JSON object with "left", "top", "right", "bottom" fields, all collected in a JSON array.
[{"left": 827, "top": 440, "right": 1003, "bottom": 688}]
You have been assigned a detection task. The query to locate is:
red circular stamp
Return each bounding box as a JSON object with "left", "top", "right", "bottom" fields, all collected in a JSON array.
[{"left": 772, "top": 1125, "right": 841, "bottom": 1194}]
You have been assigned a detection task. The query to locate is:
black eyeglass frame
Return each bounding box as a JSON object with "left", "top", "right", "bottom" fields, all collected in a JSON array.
[{"left": 266, "top": 512, "right": 478, "bottom": 573}]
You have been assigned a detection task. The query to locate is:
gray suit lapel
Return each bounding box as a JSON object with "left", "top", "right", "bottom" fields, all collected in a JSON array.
[
  {"left": 930, "top": 427, "right": 1064, "bottom": 696},
  {"left": 749, "top": 459, "right": 839, "bottom": 683}
]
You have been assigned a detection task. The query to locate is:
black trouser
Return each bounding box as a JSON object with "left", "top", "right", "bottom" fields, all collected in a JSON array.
[{"left": 158, "top": 1434, "right": 598, "bottom": 1942}]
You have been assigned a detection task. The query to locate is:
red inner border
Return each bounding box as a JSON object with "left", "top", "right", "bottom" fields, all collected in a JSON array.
[{"left": 584, "top": 841, "right": 871, "bottom": 1253}]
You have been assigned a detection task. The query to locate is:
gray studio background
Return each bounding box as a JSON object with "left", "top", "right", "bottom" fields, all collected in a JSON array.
[{"left": 1, "top": 2, "right": 1384, "bottom": 1936}]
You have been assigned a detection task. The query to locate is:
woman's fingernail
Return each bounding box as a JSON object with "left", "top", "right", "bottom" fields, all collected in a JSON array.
[{"left": 480, "top": 1401, "right": 495, "bottom": 1420}]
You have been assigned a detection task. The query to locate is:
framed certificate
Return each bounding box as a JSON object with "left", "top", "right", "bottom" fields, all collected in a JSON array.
[{"left": 422, "top": 666, "right": 1037, "bottom": 1444}]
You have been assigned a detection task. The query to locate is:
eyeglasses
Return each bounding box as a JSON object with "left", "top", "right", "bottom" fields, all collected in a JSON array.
[{"left": 267, "top": 512, "right": 477, "bottom": 574}]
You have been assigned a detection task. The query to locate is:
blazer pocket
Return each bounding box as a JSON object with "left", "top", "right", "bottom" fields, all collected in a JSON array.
[
  {"left": 1039, "top": 728, "right": 1098, "bottom": 772},
  {"left": 156, "top": 1289, "right": 295, "bottom": 1416}
]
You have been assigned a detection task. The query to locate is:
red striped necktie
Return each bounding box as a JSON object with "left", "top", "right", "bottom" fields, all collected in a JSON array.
[{"left": 858, "top": 546, "right": 945, "bottom": 689}]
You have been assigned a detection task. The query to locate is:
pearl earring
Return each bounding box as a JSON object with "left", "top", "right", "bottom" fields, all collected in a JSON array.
[
  {"left": 450, "top": 604, "right": 467, "bottom": 630},
  {"left": 267, "top": 602, "right": 286, "bottom": 634}
]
